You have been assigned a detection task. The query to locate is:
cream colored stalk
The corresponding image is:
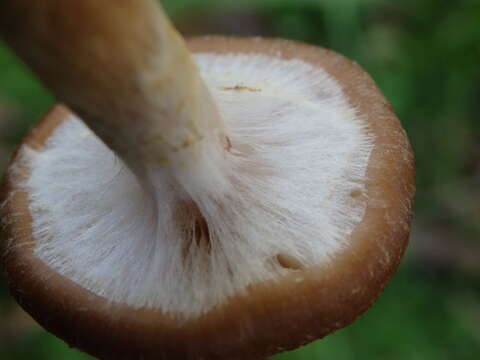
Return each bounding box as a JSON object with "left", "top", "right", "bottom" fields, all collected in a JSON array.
[{"left": 0, "top": 0, "right": 223, "bottom": 172}]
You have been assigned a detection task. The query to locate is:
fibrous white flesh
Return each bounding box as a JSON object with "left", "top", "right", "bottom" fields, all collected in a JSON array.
[{"left": 21, "top": 53, "right": 373, "bottom": 317}]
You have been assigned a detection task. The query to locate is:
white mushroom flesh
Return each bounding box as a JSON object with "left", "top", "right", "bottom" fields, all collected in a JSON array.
[{"left": 18, "top": 53, "right": 373, "bottom": 317}]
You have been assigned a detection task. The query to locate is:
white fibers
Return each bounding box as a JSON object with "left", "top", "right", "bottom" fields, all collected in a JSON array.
[{"left": 22, "top": 53, "right": 373, "bottom": 317}]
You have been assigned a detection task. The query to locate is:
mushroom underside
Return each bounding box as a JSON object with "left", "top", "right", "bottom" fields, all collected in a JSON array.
[{"left": 16, "top": 52, "right": 372, "bottom": 317}]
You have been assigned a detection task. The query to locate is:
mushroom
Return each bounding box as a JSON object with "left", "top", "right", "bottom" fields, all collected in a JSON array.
[{"left": 0, "top": 1, "right": 415, "bottom": 360}]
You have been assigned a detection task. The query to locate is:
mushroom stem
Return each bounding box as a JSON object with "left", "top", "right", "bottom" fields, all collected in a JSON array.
[{"left": 0, "top": 0, "right": 224, "bottom": 173}]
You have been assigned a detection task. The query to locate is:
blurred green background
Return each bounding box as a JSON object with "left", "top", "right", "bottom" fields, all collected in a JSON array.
[{"left": 1, "top": 0, "right": 479, "bottom": 359}]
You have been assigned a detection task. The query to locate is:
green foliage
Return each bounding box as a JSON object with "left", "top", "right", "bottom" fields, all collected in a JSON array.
[
  {"left": 273, "top": 263, "right": 480, "bottom": 359},
  {"left": 0, "top": 46, "right": 53, "bottom": 142},
  {"left": 0, "top": 329, "right": 93, "bottom": 360}
]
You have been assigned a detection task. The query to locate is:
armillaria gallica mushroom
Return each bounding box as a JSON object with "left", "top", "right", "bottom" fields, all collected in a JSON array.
[{"left": 0, "top": 1, "right": 415, "bottom": 359}]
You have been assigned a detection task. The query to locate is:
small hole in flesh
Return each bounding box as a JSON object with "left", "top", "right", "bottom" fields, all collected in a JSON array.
[
  {"left": 350, "top": 189, "right": 362, "bottom": 198},
  {"left": 222, "top": 134, "right": 232, "bottom": 152},
  {"left": 175, "top": 200, "right": 211, "bottom": 261},
  {"left": 277, "top": 254, "right": 304, "bottom": 270},
  {"left": 193, "top": 216, "right": 210, "bottom": 248}
]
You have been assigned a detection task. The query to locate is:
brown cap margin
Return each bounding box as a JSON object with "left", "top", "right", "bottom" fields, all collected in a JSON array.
[{"left": 0, "top": 37, "right": 415, "bottom": 360}]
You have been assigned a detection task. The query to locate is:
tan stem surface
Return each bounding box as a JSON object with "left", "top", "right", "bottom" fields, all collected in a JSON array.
[{"left": 0, "top": 0, "right": 221, "bottom": 170}]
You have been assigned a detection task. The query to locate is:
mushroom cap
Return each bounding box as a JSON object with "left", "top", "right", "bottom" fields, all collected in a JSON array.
[{"left": 0, "top": 37, "right": 415, "bottom": 360}]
